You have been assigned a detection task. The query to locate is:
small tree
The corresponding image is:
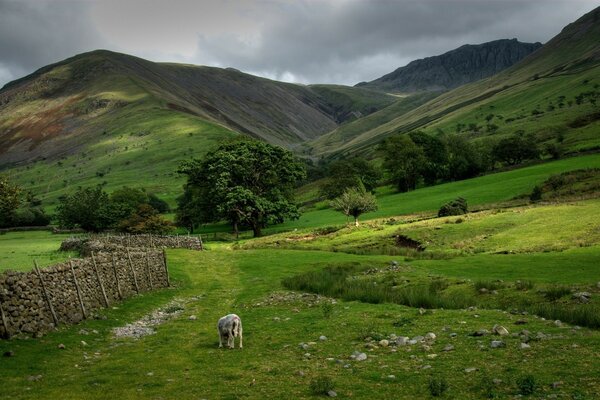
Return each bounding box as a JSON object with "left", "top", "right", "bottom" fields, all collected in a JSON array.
[
  {"left": 380, "top": 135, "right": 426, "bottom": 192},
  {"left": 319, "top": 157, "right": 381, "bottom": 199},
  {"left": 57, "top": 186, "right": 115, "bottom": 232},
  {"left": 0, "top": 175, "right": 22, "bottom": 228},
  {"left": 331, "top": 187, "right": 378, "bottom": 226},
  {"left": 118, "top": 204, "right": 174, "bottom": 234}
]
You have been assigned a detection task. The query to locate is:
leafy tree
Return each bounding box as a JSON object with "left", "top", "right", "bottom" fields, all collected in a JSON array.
[
  {"left": 177, "top": 140, "right": 305, "bottom": 237},
  {"left": 147, "top": 193, "right": 170, "bottom": 213},
  {"left": 330, "top": 186, "right": 378, "bottom": 226},
  {"left": 409, "top": 131, "right": 449, "bottom": 185},
  {"left": 492, "top": 133, "right": 540, "bottom": 165},
  {"left": 110, "top": 187, "right": 149, "bottom": 221},
  {"left": 380, "top": 135, "right": 426, "bottom": 192},
  {"left": 319, "top": 157, "right": 381, "bottom": 199},
  {"left": 57, "top": 186, "right": 115, "bottom": 232},
  {"left": 443, "top": 135, "right": 487, "bottom": 180},
  {"left": 118, "top": 204, "right": 174, "bottom": 234},
  {"left": 0, "top": 175, "right": 22, "bottom": 228}
]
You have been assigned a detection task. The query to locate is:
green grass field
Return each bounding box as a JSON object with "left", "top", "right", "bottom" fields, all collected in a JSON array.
[
  {"left": 202, "top": 153, "right": 600, "bottom": 235},
  {"left": 1, "top": 246, "right": 599, "bottom": 399},
  {"left": 0, "top": 231, "right": 76, "bottom": 271},
  {"left": 2, "top": 148, "right": 600, "bottom": 398}
]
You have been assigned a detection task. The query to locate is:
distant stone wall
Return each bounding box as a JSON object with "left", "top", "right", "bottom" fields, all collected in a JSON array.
[
  {"left": 0, "top": 247, "right": 169, "bottom": 339},
  {"left": 60, "top": 234, "right": 203, "bottom": 255}
]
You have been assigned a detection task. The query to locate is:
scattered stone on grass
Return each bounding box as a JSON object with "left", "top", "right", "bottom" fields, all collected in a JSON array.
[
  {"left": 493, "top": 325, "right": 509, "bottom": 336},
  {"left": 188, "top": 315, "right": 197, "bottom": 321},
  {"left": 573, "top": 292, "right": 591, "bottom": 303},
  {"left": 464, "top": 368, "right": 477, "bottom": 373},
  {"left": 490, "top": 340, "right": 506, "bottom": 349},
  {"left": 520, "top": 343, "right": 531, "bottom": 350},
  {"left": 443, "top": 344, "right": 455, "bottom": 352},
  {"left": 327, "top": 390, "right": 337, "bottom": 397},
  {"left": 379, "top": 339, "right": 389, "bottom": 347},
  {"left": 112, "top": 299, "right": 186, "bottom": 339},
  {"left": 319, "top": 335, "right": 327, "bottom": 341},
  {"left": 27, "top": 375, "right": 43, "bottom": 382},
  {"left": 57, "top": 344, "right": 65, "bottom": 350}
]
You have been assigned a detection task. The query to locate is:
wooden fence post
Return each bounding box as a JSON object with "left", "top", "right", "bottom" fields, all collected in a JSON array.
[
  {"left": 126, "top": 248, "right": 140, "bottom": 294},
  {"left": 33, "top": 260, "right": 59, "bottom": 327},
  {"left": 91, "top": 252, "right": 109, "bottom": 307},
  {"left": 0, "top": 300, "right": 9, "bottom": 339},
  {"left": 162, "top": 249, "right": 170, "bottom": 287},
  {"left": 69, "top": 260, "right": 87, "bottom": 319},
  {"left": 111, "top": 254, "right": 123, "bottom": 299},
  {"left": 145, "top": 251, "right": 153, "bottom": 290}
]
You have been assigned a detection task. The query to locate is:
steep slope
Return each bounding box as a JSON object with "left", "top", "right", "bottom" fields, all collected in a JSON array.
[
  {"left": 0, "top": 50, "right": 393, "bottom": 206},
  {"left": 357, "top": 39, "right": 542, "bottom": 93},
  {"left": 316, "top": 6, "right": 600, "bottom": 158}
]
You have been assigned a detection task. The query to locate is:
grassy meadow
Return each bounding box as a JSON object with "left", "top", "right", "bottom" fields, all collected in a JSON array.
[
  {"left": 2, "top": 148, "right": 600, "bottom": 398},
  {"left": 2, "top": 247, "right": 600, "bottom": 399}
]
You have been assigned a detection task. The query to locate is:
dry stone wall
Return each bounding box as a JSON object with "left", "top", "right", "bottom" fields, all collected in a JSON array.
[
  {"left": 0, "top": 247, "right": 169, "bottom": 339},
  {"left": 60, "top": 234, "right": 203, "bottom": 255},
  {"left": 91, "top": 234, "right": 203, "bottom": 251}
]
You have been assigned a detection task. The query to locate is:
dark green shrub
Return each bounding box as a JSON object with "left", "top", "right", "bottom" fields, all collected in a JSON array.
[
  {"left": 474, "top": 280, "right": 505, "bottom": 292},
  {"left": 529, "top": 185, "right": 543, "bottom": 202},
  {"left": 515, "top": 280, "right": 535, "bottom": 291},
  {"left": 516, "top": 375, "right": 536, "bottom": 396},
  {"left": 310, "top": 376, "right": 334, "bottom": 396},
  {"left": 438, "top": 197, "right": 468, "bottom": 217},
  {"left": 543, "top": 286, "right": 571, "bottom": 301},
  {"left": 428, "top": 376, "right": 448, "bottom": 397},
  {"left": 321, "top": 302, "right": 333, "bottom": 319}
]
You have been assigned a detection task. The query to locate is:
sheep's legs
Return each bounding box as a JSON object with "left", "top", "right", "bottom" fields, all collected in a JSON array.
[{"left": 239, "top": 333, "right": 243, "bottom": 349}]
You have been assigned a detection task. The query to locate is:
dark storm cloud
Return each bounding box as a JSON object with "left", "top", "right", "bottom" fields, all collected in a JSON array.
[
  {"left": 193, "top": 0, "right": 599, "bottom": 84},
  {"left": 0, "top": 0, "right": 598, "bottom": 87},
  {"left": 0, "top": 0, "right": 103, "bottom": 87}
]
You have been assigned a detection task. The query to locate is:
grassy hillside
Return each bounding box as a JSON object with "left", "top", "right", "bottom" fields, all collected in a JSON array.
[
  {"left": 0, "top": 51, "right": 396, "bottom": 208},
  {"left": 309, "top": 92, "right": 439, "bottom": 157},
  {"left": 310, "top": 7, "right": 600, "bottom": 158},
  {"left": 2, "top": 231, "right": 600, "bottom": 398},
  {"left": 267, "top": 153, "right": 600, "bottom": 232},
  {"left": 306, "top": 85, "right": 396, "bottom": 123}
]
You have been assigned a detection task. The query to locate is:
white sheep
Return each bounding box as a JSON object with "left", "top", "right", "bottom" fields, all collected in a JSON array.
[{"left": 217, "top": 314, "right": 243, "bottom": 349}]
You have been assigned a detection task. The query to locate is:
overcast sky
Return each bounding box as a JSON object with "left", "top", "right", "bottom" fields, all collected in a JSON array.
[{"left": 0, "top": 0, "right": 598, "bottom": 87}]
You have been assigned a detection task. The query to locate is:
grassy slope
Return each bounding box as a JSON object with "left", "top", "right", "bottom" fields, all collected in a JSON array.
[
  {"left": 309, "top": 92, "right": 440, "bottom": 157},
  {"left": 307, "top": 84, "right": 397, "bottom": 122},
  {"left": 262, "top": 153, "right": 600, "bottom": 232},
  {"left": 0, "top": 231, "right": 76, "bottom": 271},
  {"left": 310, "top": 7, "right": 600, "bottom": 158},
  {"left": 2, "top": 247, "right": 600, "bottom": 399}
]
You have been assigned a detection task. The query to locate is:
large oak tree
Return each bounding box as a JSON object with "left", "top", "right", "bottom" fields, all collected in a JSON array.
[{"left": 177, "top": 140, "right": 305, "bottom": 237}]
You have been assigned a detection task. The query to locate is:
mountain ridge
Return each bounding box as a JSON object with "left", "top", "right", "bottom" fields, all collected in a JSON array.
[{"left": 357, "top": 39, "right": 542, "bottom": 93}]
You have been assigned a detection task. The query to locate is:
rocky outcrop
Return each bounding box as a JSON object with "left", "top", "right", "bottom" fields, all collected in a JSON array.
[{"left": 357, "top": 39, "right": 542, "bottom": 93}]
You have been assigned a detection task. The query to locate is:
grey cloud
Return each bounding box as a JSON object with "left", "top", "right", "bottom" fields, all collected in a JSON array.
[
  {"left": 192, "top": 0, "right": 599, "bottom": 84},
  {"left": 0, "top": 0, "right": 103, "bottom": 87},
  {"left": 0, "top": 0, "right": 598, "bottom": 87}
]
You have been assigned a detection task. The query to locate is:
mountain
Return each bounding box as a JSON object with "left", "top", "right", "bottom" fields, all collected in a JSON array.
[
  {"left": 312, "top": 7, "right": 600, "bottom": 158},
  {"left": 0, "top": 50, "right": 396, "bottom": 206},
  {"left": 357, "top": 39, "right": 542, "bottom": 93}
]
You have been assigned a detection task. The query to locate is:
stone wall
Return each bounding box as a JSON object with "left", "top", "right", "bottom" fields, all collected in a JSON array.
[
  {"left": 0, "top": 247, "right": 169, "bottom": 339},
  {"left": 60, "top": 234, "right": 203, "bottom": 254}
]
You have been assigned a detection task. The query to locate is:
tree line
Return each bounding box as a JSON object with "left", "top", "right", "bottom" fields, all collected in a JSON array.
[{"left": 1, "top": 128, "right": 554, "bottom": 235}]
